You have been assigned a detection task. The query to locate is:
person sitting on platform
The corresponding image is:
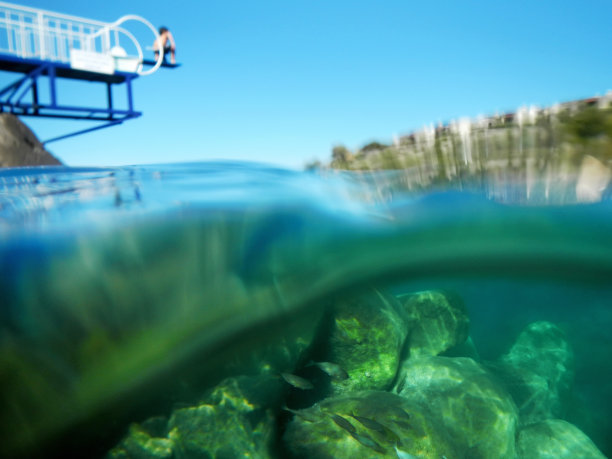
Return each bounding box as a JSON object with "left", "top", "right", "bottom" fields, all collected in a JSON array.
[{"left": 153, "top": 26, "right": 176, "bottom": 64}]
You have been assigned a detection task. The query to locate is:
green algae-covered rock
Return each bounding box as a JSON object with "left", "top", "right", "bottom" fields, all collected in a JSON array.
[
  {"left": 493, "top": 321, "right": 574, "bottom": 424},
  {"left": 107, "top": 419, "right": 173, "bottom": 459},
  {"left": 395, "top": 356, "right": 518, "bottom": 458},
  {"left": 326, "top": 288, "right": 408, "bottom": 394},
  {"left": 167, "top": 375, "right": 282, "bottom": 459},
  {"left": 517, "top": 419, "right": 606, "bottom": 458},
  {"left": 397, "top": 290, "right": 469, "bottom": 358},
  {"left": 283, "top": 391, "right": 454, "bottom": 458}
]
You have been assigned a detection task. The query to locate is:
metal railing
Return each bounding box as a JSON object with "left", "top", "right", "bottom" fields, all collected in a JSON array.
[{"left": 0, "top": 1, "right": 161, "bottom": 75}]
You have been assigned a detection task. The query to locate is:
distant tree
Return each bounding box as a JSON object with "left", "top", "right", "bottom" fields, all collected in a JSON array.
[
  {"left": 434, "top": 138, "right": 446, "bottom": 179},
  {"left": 360, "top": 141, "right": 390, "bottom": 153},
  {"left": 379, "top": 149, "right": 403, "bottom": 169},
  {"left": 563, "top": 106, "right": 606, "bottom": 142},
  {"left": 604, "top": 109, "right": 612, "bottom": 138},
  {"left": 331, "top": 145, "right": 353, "bottom": 169},
  {"left": 600, "top": 109, "right": 612, "bottom": 161}
]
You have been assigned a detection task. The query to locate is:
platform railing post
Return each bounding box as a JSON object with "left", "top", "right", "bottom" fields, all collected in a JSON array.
[
  {"left": 32, "top": 80, "right": 38, "bottom": 115},
  {"left": 37, "top": 11, "right": 45, "bottom": 60},
  {"left": 18, "top": 13, "right": 25, "bottom": 58},
  {"left": 126, "top": 76, "right": 134, "bottom": 114},
  {"left": 7, "top": 12, "right": 14, "bottom": 55},
  {"left": 104, "top": 25, "right": 110, "bottom": 54}
]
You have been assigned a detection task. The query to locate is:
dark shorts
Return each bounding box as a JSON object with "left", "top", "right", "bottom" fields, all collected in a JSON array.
[
  {"left": 154, "top": 46, "right": 173, "bottom": 63},
  {"left": 154, "top": 46, "right": 172, "bottom": 55}
]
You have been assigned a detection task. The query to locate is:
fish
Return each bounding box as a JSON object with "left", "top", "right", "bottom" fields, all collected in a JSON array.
[
  {"left": 281, "top": 405, "right": 319, "bottom": 422},
  {"left": 349, "top": 414, "right": 387, "bottom": 433},
  {"left": 281, "top": 373, "right": 314, "bottom": 390},
  {"left": 331, "top": 414, "right": 356, "bottom": 434},
  {"left": 391, "top": 419, "right": 413, "bottom": 431},
  {"left": 384, "top": 427, "right": 401, "bottom": 444},
  {"left": 394, "top": 444, "right": 420, "bottom": 459},
  {"left": 307, "top": 361, "right": 349, "bottom": 380},
  {"left": 350, "top": 432, "right": 386, "bottom": 453}
]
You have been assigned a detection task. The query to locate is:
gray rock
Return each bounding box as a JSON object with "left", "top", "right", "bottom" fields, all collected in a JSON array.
[
  {"left": 395, "top": 356, "right": 518, "bottom": 458},
  {"left": 397, "top": 290, "right": 469, "bottom": 358},
  {"left": 493, "top": 321, "right": 574, "bottom": 424},
  {"left": 326, "top": 288, "right": 408, "bottom": 394},
  {"left": 517, "top": 419, "right": 606, "bottom": 459},
  {"left": 0, "top": 114, "right": 61, "bottom": 167},
  {"left": 283, "top": 391, "right": 454, "bottom": 459}
]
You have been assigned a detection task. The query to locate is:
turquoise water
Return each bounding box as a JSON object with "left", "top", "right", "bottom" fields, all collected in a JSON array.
[{"left": 0, "top": 162, "right": 611, "bottom": 458}]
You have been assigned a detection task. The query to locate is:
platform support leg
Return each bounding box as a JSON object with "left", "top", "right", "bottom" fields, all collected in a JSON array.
[
  {"left": 126, "top": 77, "right": 134, "bottom": 113},
  {"left": 32, "top": 81, "right": 39, "bottom": 115},
  {"left": 48, "top": 65, "right": 57, "bottom": 107},
  {"left": 106, "top": 82, "right": 113, "bottom": 118}
]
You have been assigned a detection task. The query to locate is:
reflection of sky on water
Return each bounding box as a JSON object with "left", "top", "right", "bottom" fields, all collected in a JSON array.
[{"left": 3, "top": 155, "right": 612, "bottom": 238}]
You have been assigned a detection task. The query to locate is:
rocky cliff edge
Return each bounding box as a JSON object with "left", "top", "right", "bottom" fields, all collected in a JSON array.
[{"left": 0, "top": 113, "right": 62, "bottom": 167}]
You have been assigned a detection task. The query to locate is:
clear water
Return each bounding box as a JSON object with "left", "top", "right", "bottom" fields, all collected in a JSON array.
[{"left": 0, "top": 162, "right": 610, "bottom": 458}]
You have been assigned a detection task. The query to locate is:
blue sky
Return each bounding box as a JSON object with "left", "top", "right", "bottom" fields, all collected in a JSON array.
[{"left": 6, "top": 1, "right": 612, "bottom": 169}]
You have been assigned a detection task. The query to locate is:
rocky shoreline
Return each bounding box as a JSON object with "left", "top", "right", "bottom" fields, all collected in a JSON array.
[{"left": 0, "top": 114, "right": 62, "bottom": 167}]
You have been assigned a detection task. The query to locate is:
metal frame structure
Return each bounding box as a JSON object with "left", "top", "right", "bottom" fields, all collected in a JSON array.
[{"left": 0, "top": 1, "right": 165, "bottom": 143}]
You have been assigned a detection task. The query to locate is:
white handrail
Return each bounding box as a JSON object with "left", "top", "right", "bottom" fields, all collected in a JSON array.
[
  {"left": 0, "top": 2, "right": 164, "bottom": 75},
  {"left": 94, "top": 14, "right": 162, "bottom": 76},
  {"left": 0, "top": 0, "right": 107, "bottom": 27}
]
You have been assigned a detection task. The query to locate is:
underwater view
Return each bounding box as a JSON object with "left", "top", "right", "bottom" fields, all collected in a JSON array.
[{"left": 1, "top": 161, "right": 611, "bottom": 459}]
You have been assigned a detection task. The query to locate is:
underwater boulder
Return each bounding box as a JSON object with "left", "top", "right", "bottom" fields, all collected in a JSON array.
[
  {"left": 516, "top": 419, "right": 606, "bottom": 458},
  {"left": 492, "top": 321, "right": 574, "bottom": 424},
  {"left": 326, "top": 288, "right": 408, "bottom": 394},
  {"left": 107, "top": 418, "right": 173, "bottom": 459},
  {"left": 397, "top": 290, "right": 469, "bottom": 358},
  {"left": 283, "top": 391, "right": 454, "bottom": 458},
  {"left": 166, "top": 375, "right": 282, "bottom": 459},
  {"left": 395, "top": 356, "right": 518, "bottom": 458}
]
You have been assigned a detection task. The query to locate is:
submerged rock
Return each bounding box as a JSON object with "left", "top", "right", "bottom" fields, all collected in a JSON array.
[
  {"left": 107, "top": 419, "right": 173, "bottom": 459},
  {"left": 397, "top": 290, "right": 469, "bottom": 358},
  {"left": 167, "top": 375, "right": 283, "bottom": 459},
  {"left": 326, "top": 288, "right": 408, "bottom": 394},
  {"left": 517, "top": 419, "right": 606, "bottom": 458},
  {"left": 492, "top": 321, "right": 574, "bottom": 424},
  {"left": 395, "top": 356, "right": 518, "bottom": 458},
  {"left": 283, "top": 391, "right": 454, "bottom": 458}
]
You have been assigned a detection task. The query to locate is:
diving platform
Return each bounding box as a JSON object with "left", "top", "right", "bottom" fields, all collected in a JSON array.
[{"left": 0, "top": 1, "right": 174, "bottom": 143}]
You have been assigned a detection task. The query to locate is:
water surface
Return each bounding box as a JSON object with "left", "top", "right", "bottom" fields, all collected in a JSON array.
[{"left": 1, "top": 162, "right": 610, "bottom": 458}]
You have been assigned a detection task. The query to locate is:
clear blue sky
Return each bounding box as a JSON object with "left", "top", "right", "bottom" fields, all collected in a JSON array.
[{"left": 7, "top": 1, "right": 612, "bottom": 169}]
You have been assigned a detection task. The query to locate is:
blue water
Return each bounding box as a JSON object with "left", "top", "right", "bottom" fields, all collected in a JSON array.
[{"left": 1, "top": 162, "right": 611, "bottom": 458}]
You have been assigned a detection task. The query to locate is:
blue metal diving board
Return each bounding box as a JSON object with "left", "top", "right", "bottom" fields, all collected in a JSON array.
[
  {"left": 0, "top": 1, "right": 170, "bottom": 142},
  {"left": 141, "top": 59, "right": 181, "bottom": 69}
]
